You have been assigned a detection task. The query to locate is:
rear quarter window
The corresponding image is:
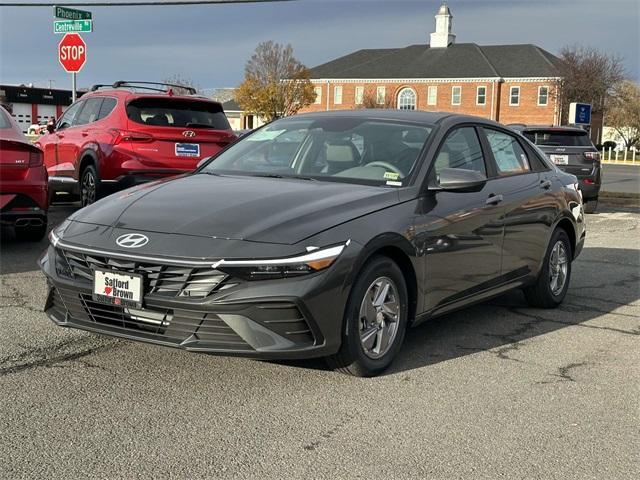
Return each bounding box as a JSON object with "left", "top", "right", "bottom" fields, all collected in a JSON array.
[{"left": 126, "top": 98, "right": 230, "bottom": 130}]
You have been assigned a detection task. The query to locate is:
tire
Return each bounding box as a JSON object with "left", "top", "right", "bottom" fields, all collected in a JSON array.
[
  {"left": 584, "top": 199, "right": 598, "bottom": 214},
  {"left": 523, "top": 228, "right": 572, "bottom": 308},
  {"left": 80, "top": 165, "right": 101, "bottom": 207},
  {"left": 326, "top": 255, "right": 409, "bottom": 377},
  {"left": 15, "top": 220, "right": 48, "bottom": 242}
]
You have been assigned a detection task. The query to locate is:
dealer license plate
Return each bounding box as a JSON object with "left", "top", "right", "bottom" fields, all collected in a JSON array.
[
  {"left": 550, "top": 154, "right": 568, "bottom": 165},
  {"left": 175, "top": 143, "right": 200, "bottom": 157},
  {"left": 93, "top": 269, "right": 143, "bottom": 308}
]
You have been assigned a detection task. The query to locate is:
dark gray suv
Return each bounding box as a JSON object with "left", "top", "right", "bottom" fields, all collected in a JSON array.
[{"left": 520, "top": 127, "right": 601, "bottom": 213}]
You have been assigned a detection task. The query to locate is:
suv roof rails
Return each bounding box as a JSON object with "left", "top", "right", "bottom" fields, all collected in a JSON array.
[{"left": 90, "top": 81, "right": 197, "bottom": 95}]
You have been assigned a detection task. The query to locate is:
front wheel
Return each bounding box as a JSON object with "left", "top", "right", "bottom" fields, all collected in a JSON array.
[
  {"left": 326, "top": 255, "right": 408, "bottom": 377},
  {"left": 80, "top": 165, "right": 101, "bottom": 207},
  {"left": 523, "top": 228, "right": 572, "bottom": 308}
]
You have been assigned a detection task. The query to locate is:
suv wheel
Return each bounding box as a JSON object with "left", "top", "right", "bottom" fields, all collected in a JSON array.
[
  {"left": 523, "top": 228, "right": 572, "bottom": 308},
  {"left": 80, "top": 165, "right": 101, "bottom": 207},
  {"left": 326, "top": 255, "right": 408, "bottom": 377}
]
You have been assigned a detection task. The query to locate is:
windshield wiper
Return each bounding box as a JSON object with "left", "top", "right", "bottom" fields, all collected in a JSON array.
[{"left": 249, "top": 173, "right": 316, "bottom": 181}]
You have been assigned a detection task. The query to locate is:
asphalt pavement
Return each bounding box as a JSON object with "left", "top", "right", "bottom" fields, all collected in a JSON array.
[
  {"left": 602, "top": 163, "right": 640, "bottom": 195},
  {"left": 1, "top": 205, "right": 639, "bottom": 479}
]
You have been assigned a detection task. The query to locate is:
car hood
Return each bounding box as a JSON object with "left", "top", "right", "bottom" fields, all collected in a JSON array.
[{"left": 70, "top": 173, "right": 400, "bottom": 245}]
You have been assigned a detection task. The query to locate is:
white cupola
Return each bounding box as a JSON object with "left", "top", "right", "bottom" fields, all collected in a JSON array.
[{"left": 430, "top": 2, "right": 456, "bottom": 48}]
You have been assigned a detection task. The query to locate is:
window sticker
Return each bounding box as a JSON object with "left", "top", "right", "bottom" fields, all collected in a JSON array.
[
  {"left": 383, "top": 171, "right": 400, "bottom": 180},
  {"left": 386, "top": 180, "right": 402, "bottom": 187},
  {"left": 245, "top": 129, "right": 286, "bottom": 141}
]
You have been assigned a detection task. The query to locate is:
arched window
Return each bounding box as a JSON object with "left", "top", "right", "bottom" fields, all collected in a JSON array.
[{"left": 397, "top": 88, "right": 417, "bottom": 110}]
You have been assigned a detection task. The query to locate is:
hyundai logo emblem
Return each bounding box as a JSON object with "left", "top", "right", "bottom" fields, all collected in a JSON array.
[
  {"left": 116, "top": 233, "right": 149, "bottom": 248},
  {"left": 182, "top": 130, "right": 196, "bottom": 138}
]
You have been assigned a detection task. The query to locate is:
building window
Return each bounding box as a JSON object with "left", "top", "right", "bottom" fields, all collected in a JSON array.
[
  {"left": 334, "top": 86, "right": 343, "bottom": 105},
  {"left": 376, "top": 86, "right": 386, "bottom": 105},
  {"left": 355, "top": 86, "right": 364, "bottom": 105},
  {"left": 538, "top": 86, "right": 549, "bottom": 106},
  {"left": 313, "top": 86, "right": 322, "bottom": 105},
  {"left": 427, "top": 86, "right": 437, "bottom": 105},
  {"left": 397, "top": 88, "right": 417, "bottom": 110},
  {"left": 476, "top": 86, "right": 487, "bottom": 106},
  {"left": 451, "top": 86, "right": 461, "bottom": 105},
  {"left": 509, "top": 86, "right": 520, "bottom": 106}
]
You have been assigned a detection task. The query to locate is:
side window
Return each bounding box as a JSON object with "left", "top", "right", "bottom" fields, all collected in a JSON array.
[
  {"left": 97, "top": 97, "right": 117, "bottom": 120},
  {"left": 484, "top": 129, "right": 531, "bottom": 175},
  {"left": 56, "top": 101, "right": 84, "bottom": 130},
  {"left": 74, "top": 98, "right": 104, "bottom": 126},
  {"left": 434, "top": 127, "right": 486, "bottom": 179}
]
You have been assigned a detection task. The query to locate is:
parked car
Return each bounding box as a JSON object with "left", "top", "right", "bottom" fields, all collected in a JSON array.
[
  {"left": 517, "top": 126, "right": 601, "bottom": 213},
  {"left": 36, "top": 81, "right": 237, "bottom": 206},
  {"left": 41, "top": 111, "right": 585, "bottom": 376},
  {"left": 0, "top": 105, "right": 48, "bottom": 240}
]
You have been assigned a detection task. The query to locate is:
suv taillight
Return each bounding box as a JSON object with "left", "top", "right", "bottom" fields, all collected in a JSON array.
[
  {"left": 110, "top": 128, "right": 154, "bottom": 145},
  {"left": 29, "top": 150, "right": 43, "bottom": 167},
  {"left": 584, "top": 152, "right": 600, "bottom": 161}
]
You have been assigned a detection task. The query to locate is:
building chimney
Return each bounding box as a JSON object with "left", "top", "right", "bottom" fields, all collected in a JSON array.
[{"left": 430, "top": 2, "right": 456, "bottom": 48}]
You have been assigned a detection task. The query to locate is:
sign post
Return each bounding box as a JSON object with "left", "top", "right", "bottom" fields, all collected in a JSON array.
[{"left": 54, "top": 6, "right": 92, "bottom": 103}]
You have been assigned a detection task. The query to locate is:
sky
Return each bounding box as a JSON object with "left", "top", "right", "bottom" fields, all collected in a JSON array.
[{"left": 0, "top": 0, "right": 638, "bottom": 92}]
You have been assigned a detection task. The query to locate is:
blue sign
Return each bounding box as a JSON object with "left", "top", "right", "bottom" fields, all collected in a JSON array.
[{"left": 570, "top": 102, "right": 591, "bottom": 125}]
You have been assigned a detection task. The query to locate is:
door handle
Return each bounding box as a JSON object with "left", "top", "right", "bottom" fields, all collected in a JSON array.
[
  {"left": 540, "top": 179, "right": 552, "bottom": 190},
  {"left": 56, "top": 133, "right": 64, "bottom": 139},
  {"left": 486, "top": 194, "right": 503, "bottom": 205},
  {"left": 81, "top": 131, "right": 89, "bottom": 137}
]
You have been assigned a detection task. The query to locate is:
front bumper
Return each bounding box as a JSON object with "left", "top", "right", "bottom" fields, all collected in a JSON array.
[{"left": 39, "top": 243, "right": 355, "bottom": 360}]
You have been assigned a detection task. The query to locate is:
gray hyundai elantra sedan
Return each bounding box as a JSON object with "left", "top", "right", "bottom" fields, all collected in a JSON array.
[{"left": 40, "top": 110, "right": 585, "bottom": 376}]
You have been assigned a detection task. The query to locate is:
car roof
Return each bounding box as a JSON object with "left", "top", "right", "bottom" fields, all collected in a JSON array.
[
  {"left": 287, "top": 109, "right": 504, "bottom": 127},
  {"left": 521, "top": 125, "right": 588, "bottom": 133},
  {"left": 81, "top": 89, "right": 223, "bottom": 106}
]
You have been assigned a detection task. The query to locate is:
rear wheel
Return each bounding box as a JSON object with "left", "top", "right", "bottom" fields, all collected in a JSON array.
[
  {"left": 326, "top": 255, "right": 408, "bottom": 377},
  {"left": 80, "top": 165, "right": 101, "bottom": 207},
  {"left": 523, "top": 228, "right": 572, "bottom": 308},
  {"left": 15, "top": 220, "right": 47, "bottom": 242},
  {"left": 584, "top": 198, "right": 598, "bottom": 214}
]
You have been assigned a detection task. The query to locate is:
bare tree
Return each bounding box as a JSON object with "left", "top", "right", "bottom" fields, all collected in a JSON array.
[
  {"left": 556, "top": 45, "right": 626, "bottom": 123},
  {"left": 606, "top": 80, "right": 640, "bottom": 149},
  {"left": 359, "top": 89, "right": 395, "bottom": 109},
  {"left": 235, "top": 41, "right": 316, "bottom": 121},
  {"left": 161, "top": 74, "right": 201, "bottom": 95}
]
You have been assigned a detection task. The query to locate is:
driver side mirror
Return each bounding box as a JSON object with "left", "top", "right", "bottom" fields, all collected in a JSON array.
[{"left": 431, "top": 168, "right": 487, "bottom": 192}]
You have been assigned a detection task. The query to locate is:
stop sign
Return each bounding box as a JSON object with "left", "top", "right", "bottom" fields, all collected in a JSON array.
[{"left": 58, "top": 33, "right": 87, "bottom": 73}]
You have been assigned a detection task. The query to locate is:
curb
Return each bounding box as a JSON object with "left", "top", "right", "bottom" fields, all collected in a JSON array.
[{"left": 599, "top": 191, "right": 640, "bottom": 208}]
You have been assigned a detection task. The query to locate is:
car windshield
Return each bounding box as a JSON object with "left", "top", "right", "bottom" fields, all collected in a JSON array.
[
  {"left": 126, "top": 98, "right": 231, "bottom": 130},
  {"left": 201, "top": 117, "right": 433, "bottom": 186},
  {"left": 523, "top": 130, "right": 592, "bottom": 147}
]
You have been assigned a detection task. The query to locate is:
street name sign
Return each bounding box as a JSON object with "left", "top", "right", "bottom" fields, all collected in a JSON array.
[
  {"left": 54, "top": 6, "right": 92, "bottom": 21},
  {"left": 54, "top": 19, "right": 93, "bottom": 34}
]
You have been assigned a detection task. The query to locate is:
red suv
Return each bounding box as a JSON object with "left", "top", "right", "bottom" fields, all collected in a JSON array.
[
  {"left": 0, "top": 105, "right": 48, "bottom": 241},
  {"left": 37, "top": 81, "right": 236, "bottom": 206}
]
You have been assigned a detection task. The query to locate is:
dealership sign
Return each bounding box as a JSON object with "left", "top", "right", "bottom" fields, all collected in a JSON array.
[
  {"left": 569, "top": 102, "right": 592, "bottom": 125},
  {"left": 58, "top": 33, "right": 87, "bottom": 73}
]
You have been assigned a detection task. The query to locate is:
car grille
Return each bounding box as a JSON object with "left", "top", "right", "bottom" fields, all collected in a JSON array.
[
  {"left": 49, "top": 286, "right": 253, "bottom": 350},
  {"left": 56, "top": 248, "right": 227, "bottom": 299}
]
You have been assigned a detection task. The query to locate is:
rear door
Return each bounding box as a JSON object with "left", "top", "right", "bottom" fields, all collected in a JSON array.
[
  {"left": 481, "top": 127, "right": 557, "bottom": 280},
  {"left": 124, "top": 97, "right": 236, "bottom": 171}
]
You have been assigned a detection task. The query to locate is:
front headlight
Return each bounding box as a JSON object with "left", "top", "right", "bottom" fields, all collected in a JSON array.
[
  {"left": 48, "top": 219, "right": 71, "bottom": 247},
  {"left": 215, "top": 242, "right": 348, "bottom": 280}
]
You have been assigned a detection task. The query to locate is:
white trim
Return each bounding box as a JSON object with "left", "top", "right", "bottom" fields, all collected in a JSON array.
[
  {"left": 476, "top": 85, "right": 487, "bottom": 106},
  {"left": 310, "top": 76, "right": 562, "bottom": 84},
  {"left": 509, "top": 86, "right": 520, "bottom": 106},
  {"left": 537, "top": 85, "right": 549, "bottom": 106},
  {"left": 451, "top": 85, "right": 462, "bottom": 106}
]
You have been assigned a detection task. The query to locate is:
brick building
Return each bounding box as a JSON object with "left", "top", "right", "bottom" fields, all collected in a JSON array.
[{"left": 301, "top": 4, "right": 564, "bottom": 127}]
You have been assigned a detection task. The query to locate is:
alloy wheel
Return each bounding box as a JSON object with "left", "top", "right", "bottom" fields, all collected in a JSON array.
[
  {"left": 358, "top": 276, "right": 400, "bottom": 359},
  {"left": 549, "top": 240, "right": 569, "bottom": 296},
  {"left": 81, "top": 170, "right": 96, "bottom": 206}
]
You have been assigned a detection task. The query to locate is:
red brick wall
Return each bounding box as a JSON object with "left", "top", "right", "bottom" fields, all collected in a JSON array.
[{"left": 302, "top": 80, "right": 558, "bottom": 126}]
